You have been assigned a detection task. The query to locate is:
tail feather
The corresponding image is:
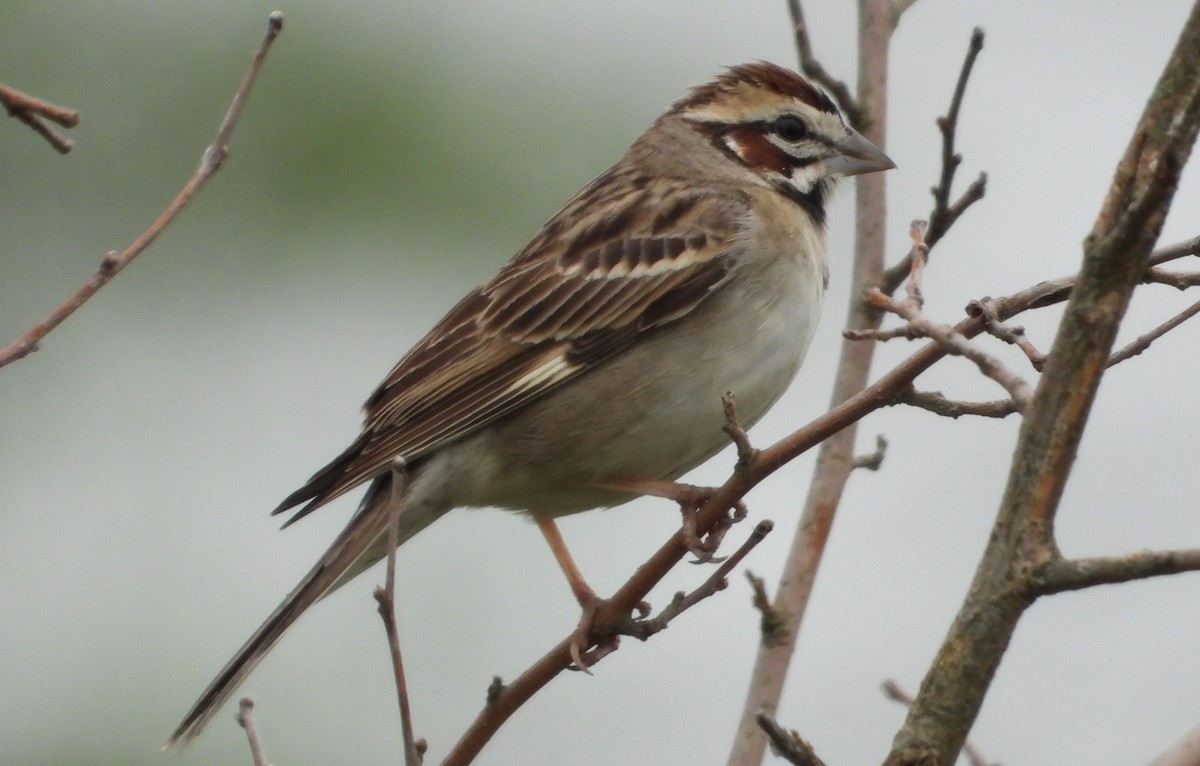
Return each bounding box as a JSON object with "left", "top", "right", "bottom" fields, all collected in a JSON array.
[
  {"left": 167, "top": 472, "right": 435, "bottom": 747},
  {"left": 270, "top": 435, "right": 372, "bottom": 528}
]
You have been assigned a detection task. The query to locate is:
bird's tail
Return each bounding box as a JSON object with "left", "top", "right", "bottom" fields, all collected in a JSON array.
[{"left": 166, "top": 471, "right": 434, "bottom": 747}]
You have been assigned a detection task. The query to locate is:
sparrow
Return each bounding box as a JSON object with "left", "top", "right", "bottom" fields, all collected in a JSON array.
[{"left": 168, "top": 61, "right": 893, "bottom": 745}]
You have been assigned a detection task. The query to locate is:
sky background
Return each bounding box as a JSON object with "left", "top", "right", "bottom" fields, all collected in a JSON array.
[{"left": 2, "top": 2, "right": 1199, "bottom": 765}]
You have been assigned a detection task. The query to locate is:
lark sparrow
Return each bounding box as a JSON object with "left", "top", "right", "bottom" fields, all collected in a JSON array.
[{"left": 169, "top": 61, "right": 893, "bottom": 745}]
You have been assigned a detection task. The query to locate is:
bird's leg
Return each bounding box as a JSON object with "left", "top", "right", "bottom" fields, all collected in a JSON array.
[
  {"left": 536, "top": 517, "right": 617, "bottom": 672},
  {"left": 599, "top": 479, "right": 747, "bottom": 563}
]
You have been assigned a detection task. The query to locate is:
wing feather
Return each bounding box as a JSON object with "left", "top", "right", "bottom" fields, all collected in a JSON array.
[{"left": 274, "top": 170, "right": 751, "bottom": 524}]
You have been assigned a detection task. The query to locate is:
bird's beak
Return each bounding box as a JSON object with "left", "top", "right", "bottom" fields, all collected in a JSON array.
[{"left": 826, "top": 128, "right": 896, "bottom": 176}]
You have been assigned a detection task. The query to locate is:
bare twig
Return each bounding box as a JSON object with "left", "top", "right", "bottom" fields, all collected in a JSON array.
[
  {"left": 0, "top": 81, "right": 79, "bottom": 153},
  {"left": 1144, "top": 267, "right": 1200, "bottom": 289},
  {"left": 485, "top": 677, "right": 505, "bottom": 705},
  {"left": 785, "top": 0, "right": 863, "bottom": 128},
  {"left": 236, "top": 697, "right": 272, "bottom": 766},
  {"left": 969, "top": 297, "right": 1048, "bottom": 371},
  {"left": 851, "top": 434, "right": 888, "bottom": 471},
  {"left": 882, "top": 30, "right": 988, "bottom": 295},
  {"left": 927, "top": 28, "right": 986, "bottom": 249},
  {"left": 866, "top": 286, "right": 1036, "bottom": 409},
  {"left": 618, "top": 521, "right": 773, "bottom": 640},
  {"left": 723, "top": 391, "right": 760, "bottom": 469},
  {"left": 744, "top": 570, "right": 787, "bottom": 647},
  {"left": 1031, "top": 549, "right": 1200, "bottom": 595},
  {"left": 1107, "top": 297, "right": 1200, "bottom": 366},
  {"left": 904, "top": 220, "right": 931, "bottom": 305},
  {"left": 0, "top": 11, "right": 285, "bottom": 369},
  {"left": 844, "top": 324, "right": 924, "bottom": 342},
  {"left": 374, "top": 464, "right": 424, "bottom": 766},
  {"left": 881, "top": 681, "right": 997, "bottom": 766},
  {"left": 755, "top": 712, "right": 827, "bottom": 766},
  {"left": 895, "top": 388, "right": 1018, "bottom": 419}
]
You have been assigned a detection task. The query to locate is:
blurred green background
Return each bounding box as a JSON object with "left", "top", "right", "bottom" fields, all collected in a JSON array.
[{"left": 3, "top": 2, "right": 1200, "bottom": 765}]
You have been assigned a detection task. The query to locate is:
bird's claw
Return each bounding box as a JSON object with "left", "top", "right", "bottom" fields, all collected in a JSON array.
[
  {"left": 673, "top": 485, "right": 747, "bottom": 563},
  {"left": 567, "top": 597, "right": 620, "bottom": 672}
]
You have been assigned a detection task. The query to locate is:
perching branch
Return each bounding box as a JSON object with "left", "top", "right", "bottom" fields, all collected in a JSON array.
[
  {"left": 616, "top": 521, "right": 773, "bottom": 641},
  {"left": 0, "top": 11, "right": 284, "bottom": 369}
]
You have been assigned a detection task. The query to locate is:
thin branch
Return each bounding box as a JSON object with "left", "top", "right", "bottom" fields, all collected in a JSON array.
[
  {"left": 0, "top": 81, "right": 79, "bottom": 153},
  {"left": 881, "top": 681, "right": 997, "bottom": 766},
  {"left": 1107, "top": 297, "right": 1200, "bottom": 366},
  {"left": 617, "top": 521, "right": 773, "bottom": 641},
  {"left": 902, "top": 220, "right": 931, "bottom": 305},
  {"left": 755, "top": 713, "right": 827, "bottom": 766},
  {"left": 865, "top": 286, "right": 1036, "bottom": 409},
  {"left": 927, "top": 28, "right": 986, "bottom": 249},
  {"left": 1030, "top": 549, "right": 1200, "bottom": 596},
  {"left": 1144, "top": 267, "right": 1200, "bottom": 289},
  {"left": 895, "top": 388, "right": 1018, "bottom": 420},
  {"left": 785, "top": 0, "right": 863, "bottom": 128},
  {"left": 1145, "top": 236, "right": 1200, "bottom": 268},
  {"left": 843, "top": 325, "right": 922, "bottom": 342},
  {"left": 891, "top": 0, "right": 920, "bottom": 20},
  {"left": 882, "top": 30, "right": 988, "bottom": 295},
  {"left": 1025, "top": 235, "right": 1200, "bottom": 312},
  {"left": 723, "top": 391, "right": 760, "bottom": 469},
  {"left": 235, "top": 697, "right": 272, "bottom": 766},
  {"left": 969, "top": 297, "right": 1047, "bottom": 371},
  {"left": 745, "top": 571, "right": 788, "bottom": 647},
  {"left": 0, "top": 11, "right": 285, "bottom": 369},
  {"left": 374, "top": 464, "right": 424, "bottom": 766},
  {"left": 851, "top": 434, "right": 888, "bottom": 471}
]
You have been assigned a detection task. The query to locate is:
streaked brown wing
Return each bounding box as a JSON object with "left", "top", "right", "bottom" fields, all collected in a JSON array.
[{"left": 273, "top": 171, "right": 750, "bottom": 524}]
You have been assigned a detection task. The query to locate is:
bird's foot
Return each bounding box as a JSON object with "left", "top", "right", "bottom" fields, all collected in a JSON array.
[
  {"left": 567, "top": 596, "right": 651, "bottom": 672},
  {"left": 662, "top": 482, "right": 748, "bottom": 563},
  {"left": 597, "top": 479, "right": 747, "bottom": 563}
]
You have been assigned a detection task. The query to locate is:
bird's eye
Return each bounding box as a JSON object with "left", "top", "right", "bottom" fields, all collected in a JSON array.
[{"left": 772, "top": 115, "right": 808, "bottom": 142}]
